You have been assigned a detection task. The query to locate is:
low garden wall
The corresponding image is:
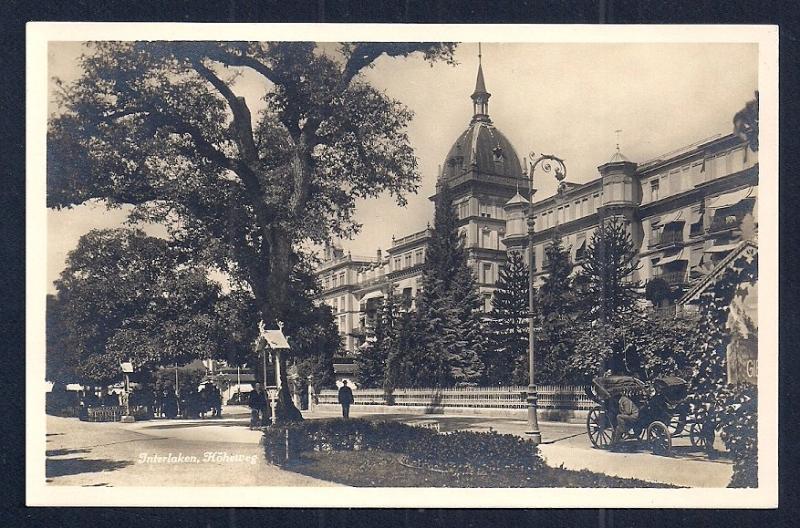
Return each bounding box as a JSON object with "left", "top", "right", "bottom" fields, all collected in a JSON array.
[
  {"left": 315, "top": 385, "right": 594, "bottom": 423},
  {"left": 80, "top": 405, "right": 153, "bottom": 422}
]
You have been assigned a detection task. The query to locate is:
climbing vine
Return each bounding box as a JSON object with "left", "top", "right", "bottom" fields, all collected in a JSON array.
[{"left": 688, "top": 245, "right": 758, "bottom": 487}]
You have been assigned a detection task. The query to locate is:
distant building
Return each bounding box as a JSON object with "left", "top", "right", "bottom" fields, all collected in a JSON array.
[{"left": 317, "top": 58, "right": 758, "bottom": 354}]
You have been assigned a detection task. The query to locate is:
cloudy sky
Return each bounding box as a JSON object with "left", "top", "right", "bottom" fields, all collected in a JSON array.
[{"left": 46, "top": 40, "right": 758, "bottom": 292}]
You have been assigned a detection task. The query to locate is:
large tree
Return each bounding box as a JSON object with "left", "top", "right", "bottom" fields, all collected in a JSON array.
[
  {"left": 49, "top": 228, "right": 225, "bottom": 384},
  {"left": 577, "top": 216, "right": 641, "bottom": 321},
  {"left": 408, "top": 182, "right": 484, "bottom": 387},
  {"left": 48, "top": 41, "right": 455, "bottom": 413},
  {"left": 485, "top": 251, "right": 529, "bottom": 385},
  {"left": 354, "top": 287, "right": 400, "bottom": 389},
  {"left": 536, "top": 230, "right": 578, "bottom": 384}
]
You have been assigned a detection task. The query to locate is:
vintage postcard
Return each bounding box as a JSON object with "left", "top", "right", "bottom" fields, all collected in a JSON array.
[{"left": 27, "top": 23, "right": 778, "bottom": 507}]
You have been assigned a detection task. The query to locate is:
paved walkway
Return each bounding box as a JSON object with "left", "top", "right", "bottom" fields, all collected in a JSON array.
[
  {"left": 306, "top": 407, "right": 733, "bottom": 488},
  {"left": 46, "top": 405, "right": 733, "bottom": 488},
  {"left": 45, "top": 408, "right": 339, "bottom": 487}
]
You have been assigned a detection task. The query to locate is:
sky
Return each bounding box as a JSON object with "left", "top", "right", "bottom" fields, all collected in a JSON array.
[{"left": 46, "top": 41, "right": 758, "bottom": 292}]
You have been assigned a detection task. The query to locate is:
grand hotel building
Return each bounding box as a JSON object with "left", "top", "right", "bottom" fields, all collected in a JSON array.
[{"left": 316, "top": 62, "right": 759, "bottom": 354}]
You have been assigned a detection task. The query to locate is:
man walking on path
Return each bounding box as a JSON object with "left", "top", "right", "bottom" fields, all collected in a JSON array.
[
  {"left": 337, "top": 380, "right": 354, "bottom": 419},
  {"left": 248, "top": 383, "right": 268, "bottom": 429}
]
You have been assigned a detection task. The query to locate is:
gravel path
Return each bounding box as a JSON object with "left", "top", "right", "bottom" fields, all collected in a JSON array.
[{"left": 45, "top": 412, "right": 341, "bottom": 487}]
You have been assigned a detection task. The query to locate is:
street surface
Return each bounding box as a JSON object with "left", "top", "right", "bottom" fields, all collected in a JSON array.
[
  {"left": 309, "top": 407, "right": 734, "bottom": 488},
  {"left": 45, "top": 407, "right": 339, "bottom": 487},
  {"left": 45, "top": 405, "right": 732, "bottom": 488}
]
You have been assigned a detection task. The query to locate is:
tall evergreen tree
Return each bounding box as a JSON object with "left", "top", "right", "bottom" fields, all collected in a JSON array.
[
  {"left": 485, "top": 251, "right": 530, "bottom": 385},
  {"left": 354, "top": 287, "right": 399, "bottom": 388},
  {"left": 405, "top": 182, "right": 485, "bottom": 387},
  {"left": 577, "top": 216, "right": 641, "bottom": 321},
  {"left": 537, "top": 230, "right": 578, "bottom": 384}
]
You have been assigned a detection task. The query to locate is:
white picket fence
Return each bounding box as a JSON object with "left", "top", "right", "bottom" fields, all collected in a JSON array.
[{"left": 317, "top": 385, "right": 594, "bottom": 411}]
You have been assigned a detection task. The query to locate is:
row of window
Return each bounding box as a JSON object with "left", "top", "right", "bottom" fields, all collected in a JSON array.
[
  {"left": 392, "top": 248, "right": 425, "bottom": 271},
  {"left": 455, "top": 199, "right": 507, "bottom": 220},
  {"left": 534, "top": 192, "right": 603, "bottom": 230},
  {"left": 323, "top": 271, "right": 347, "bottom": 289},
  {"left": 645, "top": 146, "right": 753, "bottom": 204}
]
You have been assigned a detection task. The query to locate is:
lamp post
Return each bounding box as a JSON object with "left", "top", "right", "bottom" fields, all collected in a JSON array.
[
  {"left": 120, "top": 360, "right": 135, "bottom": 423},
  {"left": 525, "top": 153, "right": 567, "bottom": 443}
]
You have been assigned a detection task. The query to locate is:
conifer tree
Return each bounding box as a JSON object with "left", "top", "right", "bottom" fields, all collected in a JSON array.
[
  {"left": 485, "top": 251, "right": 530, "bottom": 385},
  {"left": 405, "top": 182, "right": 485, "bottom": 387},
  {"left": 577, "top": 216, "right": 641, "bottom": 321},
  {"left": 537, "top": 230, "right": 578, "bottom": 384},
  {"left": 354, "top": 287, "right": 399, "bottom": 388}
]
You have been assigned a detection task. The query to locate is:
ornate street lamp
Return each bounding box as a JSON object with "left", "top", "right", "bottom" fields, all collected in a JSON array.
[{"left": 525, "top": 153, "right": 567, "bottom": 444}]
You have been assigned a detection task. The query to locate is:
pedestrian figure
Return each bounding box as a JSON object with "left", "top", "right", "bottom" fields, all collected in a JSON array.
[
  {"left": 337, "top": 380, "right": 354, "bottom": 419},
  {"left": 211, "top": 385, "right": 222, "bottom": 417},
  {"left": 248, "top": 383, "right": 268, "bottom": 429},
  {"left": 611, "top": 391, "right": 640, "bottom": 449},
  {"left": 162, "top": 389, "right": 178, "bottom": 419}
]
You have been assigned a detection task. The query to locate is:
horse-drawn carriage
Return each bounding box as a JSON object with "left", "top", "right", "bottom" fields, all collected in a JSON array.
[{"left": 585, "top": 374, "right": 695, "bottom": 455}]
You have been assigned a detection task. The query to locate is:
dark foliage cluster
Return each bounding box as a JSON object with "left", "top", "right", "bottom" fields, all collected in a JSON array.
[
  {"left": 720, "top": 384, "right": 758, "bottom": 488},
  {"left": 262, "top": 418, "right": 543, "bottom": 476}
]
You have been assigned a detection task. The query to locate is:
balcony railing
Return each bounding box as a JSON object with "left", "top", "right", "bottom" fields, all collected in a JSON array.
[
  {"left": 391, "top": 228, "right": 432, "bottom": 248},
  {"left": 651, "top": 230, "right": 685, "bottom": 247},
  {"left": 655, "top": 271, "right": 687, "bottom": 286},
  {"left": 708, "top": 214, "right": 743, "bottom": 234}
]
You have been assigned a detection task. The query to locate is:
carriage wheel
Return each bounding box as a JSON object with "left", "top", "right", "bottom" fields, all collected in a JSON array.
[
  {"left": 647, "top": 421, "right": 672, "bottom": 456},
  {"left": 690, "top": 422, "right": 715, "bottom": 450},
  {"left": 667, "top": 413, "right": 687, "bottom": 436},
  {"left": 587, "top": 406, "right": 613, "bottom": 449}
]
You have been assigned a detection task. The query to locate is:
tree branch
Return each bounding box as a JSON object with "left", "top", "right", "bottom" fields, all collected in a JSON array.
[{"left": 189, "top": 57, "right": 260, "bottom": 162}]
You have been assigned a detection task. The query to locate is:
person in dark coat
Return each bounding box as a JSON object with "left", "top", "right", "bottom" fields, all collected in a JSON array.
[
  {"left": 612, "top": 391, "right": 640, "bottom": 448},
  {"left": 248, "top": 383, "right": 268, "bottom": 429},
  {"left": 337, "top": 380, "right": 354, "bottom": 419},
  {"left": 162, "top": 389, "right": 178, "bottom": 419}
]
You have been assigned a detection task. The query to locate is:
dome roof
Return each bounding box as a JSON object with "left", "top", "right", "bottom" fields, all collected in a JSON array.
[
  {"left": 441, "top": 121, "right": 524, "bottom": 181},
  {"left": 440, "top": 57, "right": 524, "bottom": 183},
  {"left": 608, "top": 149, "right": 630, "bottom": 163},
  {"left": 504, "top": 190, "right": 530, "bottom": 207}
]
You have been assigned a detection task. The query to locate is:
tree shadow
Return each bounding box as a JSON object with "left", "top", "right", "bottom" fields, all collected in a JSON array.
[
  {"left": 46, "top": 457, "right": 132, "bottom": 478},
  {"left": 143, "top": 419, "right": 253, "bottom": 430},
  {"left": 46, "top": 448, "right": 90, "bottom": 457}
]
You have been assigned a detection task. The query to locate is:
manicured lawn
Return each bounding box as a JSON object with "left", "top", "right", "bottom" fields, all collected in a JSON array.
[{"left": 285, "top": 450, "right": 677, "bottom": 488}]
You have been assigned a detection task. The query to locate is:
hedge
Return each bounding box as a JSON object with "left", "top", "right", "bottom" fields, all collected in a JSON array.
[{"left": 262, "top": 419, "right": 543, "bottom": 475}]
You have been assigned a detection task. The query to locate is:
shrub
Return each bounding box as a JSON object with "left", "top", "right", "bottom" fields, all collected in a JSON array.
[
  {"left": 405, "top": 428, "right": 544, "bottom": 474},
  {"left": 720, "top": 384, "right": 758, "bottom": 488},
  {"left": 262, "top": 418, "right": 543, "bottom": 476}
]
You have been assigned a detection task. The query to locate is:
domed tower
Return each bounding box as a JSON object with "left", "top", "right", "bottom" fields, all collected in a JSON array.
[
  {"left": 597, "top": 139, "right": 643, "bottom": 249},
  {"left": 430, "top": 49, "right": 530, "bottom": 301}
]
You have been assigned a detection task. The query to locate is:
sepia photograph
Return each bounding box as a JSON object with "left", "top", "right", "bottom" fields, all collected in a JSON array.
[{"left": 26, "top": 23, "right": 778, "bottom": 508}]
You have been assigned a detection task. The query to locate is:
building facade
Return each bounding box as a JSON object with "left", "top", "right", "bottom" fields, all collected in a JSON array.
[{"left": 317, "top": 61, "right": 759, "bottom": 354}]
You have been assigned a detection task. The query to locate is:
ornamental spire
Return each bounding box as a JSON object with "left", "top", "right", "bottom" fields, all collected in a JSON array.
[{"left": 471, "top": 43, "right": 491, "bottom": 123}]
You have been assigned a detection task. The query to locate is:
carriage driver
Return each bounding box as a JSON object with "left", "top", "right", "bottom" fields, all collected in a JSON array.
[{"left": 612, "top": 390, "right": 640, "bottom": 447}]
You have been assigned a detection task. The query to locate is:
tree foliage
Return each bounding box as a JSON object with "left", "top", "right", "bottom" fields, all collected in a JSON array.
[
  {"left": 48, "top": 228, "right": 226, "bottom": 383},
  {"left": 536, "top": 231, "right": 578, "bottom": 384},
  {"left": 577, "top": 217, "right": 641, "bottom": 320},
  {"left": 687, "top": 248, "right": 758, "bottom": 482},
  {"left": 354, "top": 288, "right": 400, "bottom": 389},
  {"left": 404, "top": 182, "right": 485, "bottom": 387},
  {"left": 567, "top": 312, "right": 701, "bottom": 384},
  {"left": 485, "top": 251, "right": 529, "bottom": 385},
  {"left": 48, "top": 41, "right": 455, "bottom": 406}
]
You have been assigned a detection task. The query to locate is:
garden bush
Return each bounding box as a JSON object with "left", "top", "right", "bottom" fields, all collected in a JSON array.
[
  {"left": 719, "top": 384, "right": 758, "bottom": 488},
  {"left": 262, "top": 418, "right": 542, "bottom": 475}
]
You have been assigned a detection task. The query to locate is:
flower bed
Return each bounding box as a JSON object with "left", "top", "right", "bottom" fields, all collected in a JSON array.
[
  {"left": 261, "top": 419, "right": 673, "bottom": 488},
  {"left": 262, "top": 418, "right": 543, "bottom": 475}
]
